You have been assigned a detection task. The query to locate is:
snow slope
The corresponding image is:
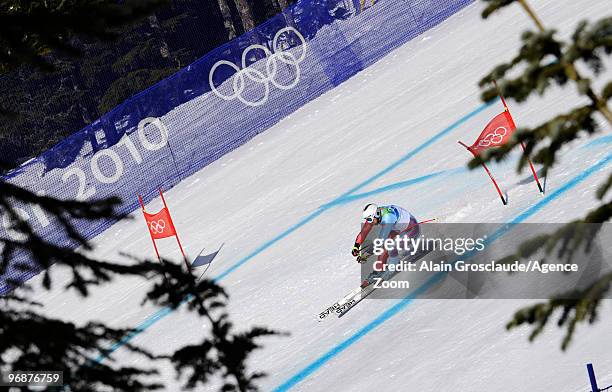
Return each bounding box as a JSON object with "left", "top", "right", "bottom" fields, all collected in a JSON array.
[{"left": 24, "top": 1, "right": 612, "bottom": 391}]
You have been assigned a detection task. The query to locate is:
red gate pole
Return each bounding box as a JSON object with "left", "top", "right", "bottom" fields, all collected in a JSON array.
[
  {"left": 458, "top": 141, "right": 507, "bottom": 205},
  {"left": 159, "top": 188, "right": 191, "bottom": 272},
  {"left": 520, "top": 141, "right": 544, "bottom": 193},
  {"left": 139, "top": 194, "right": 171, "bottom": 289},
  {"left": 138, "top": 194, "right": 163, "bottom": 264},
  {"left": 494, "top": 80, "right": 544, "bottom": 193},
  {"left": 479, "top": 160, "right": 507, "bottom": 205}
]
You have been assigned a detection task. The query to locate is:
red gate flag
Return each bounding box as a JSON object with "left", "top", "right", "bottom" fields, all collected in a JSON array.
[
  {"left": 138, "top": 189, "right": 191, "bottom": 272},
  {"left": 467, "top": 111, "right": 516, "bottom": 155},
  {"left": 143, "top": 206, "right": 176, "bottom": 240},
  {"left": 458, "top": 109, "right": 514, "bottom": 205},
  {"left": 458, "top": 81, "right": 544, "bottom": 205}
]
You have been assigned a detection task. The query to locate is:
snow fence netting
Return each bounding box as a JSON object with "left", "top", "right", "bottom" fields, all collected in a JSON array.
[{"left": 0, "top": 0, "right": 473, "bottom": 292}]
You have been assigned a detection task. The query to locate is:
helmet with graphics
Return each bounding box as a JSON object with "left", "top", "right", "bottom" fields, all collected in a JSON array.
[{"left": 362, "top": 203, "right": 380, "bottom": 223}]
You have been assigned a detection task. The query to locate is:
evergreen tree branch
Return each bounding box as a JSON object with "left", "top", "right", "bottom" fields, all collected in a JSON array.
[
  {"left": 1, "top": 0, "right": 278, "bottom": 390},
  {"left": 479, "top": 3, "right": 612, "bottom": 124},
  {"left": 478, "top": 0, "right": 612, "bottom": 350},
  {"left": 143, "top": 260, "right": 284, "bottom": 391},
  {"left": 506, "top": 271, "right": 612, "bottom": 351}
]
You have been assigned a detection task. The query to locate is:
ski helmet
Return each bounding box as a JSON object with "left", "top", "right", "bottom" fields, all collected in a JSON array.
[{"left": 362, "top": 203, "right": 380, "bottom": 222}]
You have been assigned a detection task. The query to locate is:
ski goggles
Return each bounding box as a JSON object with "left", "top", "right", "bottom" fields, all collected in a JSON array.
[{"left": 365, "top": 216, "right": 377, "bottom": 223}]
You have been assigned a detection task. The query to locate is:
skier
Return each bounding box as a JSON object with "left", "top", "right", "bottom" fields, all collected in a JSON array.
[{"left": 351, "top": 203, "right": 419, "bottom": 273}]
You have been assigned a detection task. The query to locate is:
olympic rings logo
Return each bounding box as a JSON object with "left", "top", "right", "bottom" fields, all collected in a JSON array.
[
  {"left": 149, "top": 219, "right": 166, "bottom": 234},
  {"left": 478, "top": 126, "right": 507, "bottom": 147},
  {"left": 208, "top": 27, "right": 307, "bottom": 107}
]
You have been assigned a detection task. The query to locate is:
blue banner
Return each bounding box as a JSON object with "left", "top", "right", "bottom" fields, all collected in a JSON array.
[{"left": 0, "top": 0, "right": 473, "bottom": 293}]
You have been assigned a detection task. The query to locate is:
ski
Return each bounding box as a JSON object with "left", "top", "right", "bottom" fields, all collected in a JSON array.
[
  {"left": 317, "top": 249, "right": 374, "bottom": 321},
  {"left": 337, "top": 269, "right": 399, "bottom": 318},
  {"left": 317, "top": 287, "right": 362, "bottom": 321},
  {"left": 317, "top": 267, "right": 400, "bottom": 321}
]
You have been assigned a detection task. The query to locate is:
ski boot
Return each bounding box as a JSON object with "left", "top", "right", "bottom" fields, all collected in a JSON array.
[{"left": 361, "top": 269, "right": 384, "bottom": 288}]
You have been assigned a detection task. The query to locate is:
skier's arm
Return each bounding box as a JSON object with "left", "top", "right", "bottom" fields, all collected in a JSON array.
[
  {"left": 352, "top": 221, "right": 374, "bottom": 256},
  {"left": 355, "top": 221, "right": 374, "bottom": 246}
]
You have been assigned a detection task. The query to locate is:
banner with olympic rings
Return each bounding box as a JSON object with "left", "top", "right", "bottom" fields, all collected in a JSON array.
[{"left": 0, "top": 0, "right": 474, "bottom": 292}]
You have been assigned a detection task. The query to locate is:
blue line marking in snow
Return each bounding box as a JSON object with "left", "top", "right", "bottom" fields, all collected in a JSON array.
[
  {"left": 272, "top": 152, "right": 612, "bottom": 392},
  {"left": 214, "top": 102, "right": 493, "bottom": 282},
  {"left": 93, "top": 103, "right": 488, "bottom": 363},
  {"left": 339, "top": 102, "right": 493, "bottom": 198},
  {"left": 95, "top": 145, "right": 608, "bottom": 364},
  {"left": 214, "top": 208, "right": 327, "bottom": 281},
  {"left": 93, "top": 296, "right": 193, "bottom": 363},
  {"left": 274, "top": 272, "right": 445, "bottom": 392},
  {"left": 215, "top": 102, "right": 493, "bottom": 282},
  {"left": 95, "top": 306, "right": 175, "bottom": 361},
  {"left": 322, "top": 167, "right": 466, "bottom": 208},
  {"left": 95, "top": 167, "right": 457, "bottom": 361},
  {"left": 580, "top": 134, "right": 612, "bottom": 149}
]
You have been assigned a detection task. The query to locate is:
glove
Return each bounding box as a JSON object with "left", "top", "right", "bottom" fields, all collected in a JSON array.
[{"left": 351, "top": 242, "right": 361, "bottom": 257}]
